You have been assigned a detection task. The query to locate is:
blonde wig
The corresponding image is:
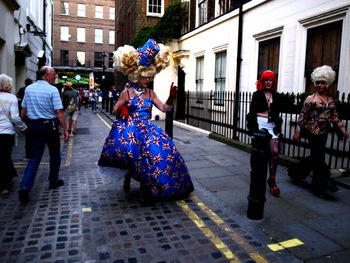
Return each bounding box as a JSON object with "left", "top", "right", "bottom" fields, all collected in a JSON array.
[{"left": 113, "top": 41, "right": 172, "bottom": 83}]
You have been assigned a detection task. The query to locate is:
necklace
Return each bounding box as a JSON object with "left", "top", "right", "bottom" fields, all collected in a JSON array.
[
  {"left": 264, "top": 91, "right": 272, "bottom": 107},
  {"left": 128, "top": 82, "right": 146, "bottom": 97}
]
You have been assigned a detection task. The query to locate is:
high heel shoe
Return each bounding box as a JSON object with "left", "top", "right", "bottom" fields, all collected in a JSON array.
[
  {"left": 267, "top": 177, "right": 280, "bottom": 197},
  {"left": 123, "top": 171, "right": 131, "bottom": 193}
]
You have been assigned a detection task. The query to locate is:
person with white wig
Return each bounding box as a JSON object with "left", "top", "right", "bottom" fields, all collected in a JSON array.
[{"left": 290, "top": 65, "right": 348, "bottom": 196}]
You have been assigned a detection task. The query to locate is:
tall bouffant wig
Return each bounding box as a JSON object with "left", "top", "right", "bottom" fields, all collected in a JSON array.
[
  {"left": 113, "top": 39, "right": 172, "bottom": 83},
  {"left": 311, "top": 65, "right": 336, "bottom": 87},
  {"left": 256, "top": 70, "right": 277, "bottom": 91}
]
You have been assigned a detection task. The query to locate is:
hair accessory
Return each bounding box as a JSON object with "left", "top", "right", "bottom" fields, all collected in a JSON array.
[{"left": 137, "top": 39, "right": 160, "bottom": 67}]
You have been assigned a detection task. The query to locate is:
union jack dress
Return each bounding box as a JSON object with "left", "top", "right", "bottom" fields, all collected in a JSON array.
[{"left": 98, "top": 94, "right": 194, "bottom": 200}]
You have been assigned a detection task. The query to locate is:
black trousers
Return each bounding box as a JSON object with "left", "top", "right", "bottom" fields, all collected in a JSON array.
[
  {"left": 290, "top": 133, "right": 337, "bottom": 192},
  {"left": 0, "top": 134, "right": 17, "bottom": 190}
]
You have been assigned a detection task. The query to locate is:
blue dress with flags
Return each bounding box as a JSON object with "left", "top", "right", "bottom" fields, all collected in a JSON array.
[{"left": 98, "top": 92, "right": 194, "bottom": 200}]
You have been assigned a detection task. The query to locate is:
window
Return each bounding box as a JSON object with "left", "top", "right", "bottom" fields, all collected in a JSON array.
[
  {"left": 60, "top": 26, "right": 69, "bottom": 41},
  {"left": 95, "top": 5, "right": 103, "bottom": 19},
  {"left": 198, "top": 0, "right": 207, "bottom": 26},
  {"left": 77, "top": 28, "right": 85, "bottom": 42},
  {"left": 109, "top": 7, "right": 115, "bottom": 20},
  {"left": 195, "top": 56, "right": 204, "bottom": 103},
  {"left": 109, "top": 31, "right": 115, "bottom": 45},
  {"left": 109, "top": 53, "right": 114, "bottom": 68},
  {"left": 60, "top": 2, "right": 69, "bottom": 15},
  {"left": 77, "top": 51, "right": 85, "bottom": 67},
  {"left": 304, "top": 20, "right": 342, "bottom": 97},
  {"left": 94, "top": 52, "right": 103, "bottom": 67},
  {"left": 60, "top": 50, "right": 69, "bottom": 66},
  {"left": 257, "top": 37, "right": 280, "bottom": 79},
  {"left": 77, "top": 4, "right": 86, "bottom": 17},
  {"left": 147, "top": 0, "right": 164, "bottom": 16},
  {"left": 95, "top": 29, "right": 103, "bottom": 44},
  {"left": 214, "top": 51, "right": 227, "bottom": 105}
]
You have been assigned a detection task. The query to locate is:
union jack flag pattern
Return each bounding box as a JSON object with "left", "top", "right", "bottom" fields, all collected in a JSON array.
[{"left": 98, "top": 90, "right": 194, "bottom": 200}]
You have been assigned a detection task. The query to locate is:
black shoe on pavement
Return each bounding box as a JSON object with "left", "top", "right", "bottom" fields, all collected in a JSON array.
[
  {"left": 49, "top": 179, "right": 64, "bottom": 190},
  {"left": 19, "top": 189, "right": 29, "bottom": 204}
]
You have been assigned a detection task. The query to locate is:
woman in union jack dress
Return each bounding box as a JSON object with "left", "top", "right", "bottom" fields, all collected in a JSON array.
[{"left": 98, "top": 39, "right": 194, "bottom": 203}]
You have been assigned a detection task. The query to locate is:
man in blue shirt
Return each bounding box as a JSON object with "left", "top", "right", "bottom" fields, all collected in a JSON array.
[{"left": 19, "top": 66, "right": 69, "bottom": 204}]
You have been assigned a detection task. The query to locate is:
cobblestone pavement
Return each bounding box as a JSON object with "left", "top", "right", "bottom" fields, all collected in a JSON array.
[{"left": 0, "top": 108, "right": 301, "bottom": 263}]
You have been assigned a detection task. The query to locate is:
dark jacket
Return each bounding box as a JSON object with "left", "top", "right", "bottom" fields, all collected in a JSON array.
[{"left": 247, "top": 90, "right": 282, "bottom": 136}]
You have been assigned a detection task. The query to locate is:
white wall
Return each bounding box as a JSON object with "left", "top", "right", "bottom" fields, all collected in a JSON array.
[{"left": 174, "top": 0, "right": 350, "bottom": 95}]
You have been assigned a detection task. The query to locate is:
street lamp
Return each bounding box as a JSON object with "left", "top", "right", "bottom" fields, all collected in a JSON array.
[
  {"left": 62, "top": 75, "right": 67, "bottom": 83},
  {"left": 102, "top": 52, "right": 107, "bottom": 80}
]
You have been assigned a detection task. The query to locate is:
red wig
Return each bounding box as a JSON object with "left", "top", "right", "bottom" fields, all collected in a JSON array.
[{"left": 256, "top": 70, "right": 277, "bottom": 91}]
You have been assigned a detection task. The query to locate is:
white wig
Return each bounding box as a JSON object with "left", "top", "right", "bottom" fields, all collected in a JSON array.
[{"left": 311, "top": 65, "right": 336, "bottom": 87}]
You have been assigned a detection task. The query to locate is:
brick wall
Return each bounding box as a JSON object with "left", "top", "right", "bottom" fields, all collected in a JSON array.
[{"left": 53, "top": 0, "right": 115, "bottom": 68}]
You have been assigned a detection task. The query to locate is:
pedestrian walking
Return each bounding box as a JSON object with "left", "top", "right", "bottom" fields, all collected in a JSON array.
[
  {"left": 0, "top": 74, "right": 28, "bottom": 197},
  {"left": 18, "top": 66, "right": 69, "bottom": 204},
  {"left": 83, "top": 88, "right": 90, "bottom": 108},
  {"left": 247, "top": 70, "right": 282, "bottom": 197},
  {"left": 16, "top": 78, "right": 33, "bottom": 112},
  {"left": 62, "top": 82, "right": 79, "bottom": 134},
  {"left": 90, "top": 88, "right": 98, "bottom": 113},
  {"left": 290, "top": 65, "right": 348, "bottom": 196},
  {"left": 98, "top": 39, "right": 194, "bottom": 204}
]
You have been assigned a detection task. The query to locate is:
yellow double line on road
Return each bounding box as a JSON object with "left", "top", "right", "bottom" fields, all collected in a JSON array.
[
  {"left": 177, "top": 197, "right": 269, "bottom": 263},
  {"left": 97, "top": 112, "right": 268, "bottom": 262}
]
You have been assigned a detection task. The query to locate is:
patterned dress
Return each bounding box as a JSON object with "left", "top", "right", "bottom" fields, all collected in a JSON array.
[{"left": 98, "top": 91, "right": 194, "bottom": 200}]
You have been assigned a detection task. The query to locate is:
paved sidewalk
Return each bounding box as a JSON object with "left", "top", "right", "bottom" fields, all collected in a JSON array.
[{"left": 0, "top": 107, "right": 348, "bottom": 263}]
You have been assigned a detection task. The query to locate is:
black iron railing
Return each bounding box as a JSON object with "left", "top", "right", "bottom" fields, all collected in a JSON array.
[{"left": 180, "top": 91, "right": 350, "bottom": 169}]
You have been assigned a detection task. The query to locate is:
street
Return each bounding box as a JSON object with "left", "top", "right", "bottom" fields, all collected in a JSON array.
[{"left": 0, "top": 107, "right": 349, "bottom": 263}]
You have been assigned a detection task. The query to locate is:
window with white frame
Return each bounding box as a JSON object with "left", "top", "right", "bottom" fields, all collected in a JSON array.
[
  {"left": 95, "top": 5, "right": 103, "bottom": 19},
  {"left": 109, "top": 31, "right": 115, "bottom": 45},
  {"left": 95, "top": 29, "right": 103, "bottom": 43},
  {"left": 60, "top": 26, "right": 69, "bottom": 41},
  {"left": 77, "top": 4, "right": 86, "bottom": 17},
  {"left": 109, "top": 7, "right": 115, "bottom": 20},
  {"left": 60, "top": 2, "right": 69, "bottom": 15},
  {"left": 198, "top": 0, "right": 207, "bottom": 26},
  {"left": 214, "top": 51, "right": 227, "bottom": 105},
  {"left": 77, "top": 28, "right": 85, "bottom": 42},
  {"left": 77, "top": 51, "right": 85, "bottom": 67},
  {"left": 195, "top": 56, "right": 204, "bottom": 103},
  {"left": 147, "top": 0, "right": 164, "bottom": 17}
]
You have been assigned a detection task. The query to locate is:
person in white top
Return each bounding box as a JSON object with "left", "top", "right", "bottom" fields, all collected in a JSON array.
[{"left": 0, "top": 74, "right": 27, "bottom": 196}]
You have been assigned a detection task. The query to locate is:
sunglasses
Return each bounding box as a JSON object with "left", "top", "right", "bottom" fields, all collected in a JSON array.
[{"left": 315, "top": 80, "right": 326, "bottom": 85}]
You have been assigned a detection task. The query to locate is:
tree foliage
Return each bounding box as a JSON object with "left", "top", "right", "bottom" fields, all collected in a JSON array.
[{"left": 132, "top": 0, "right": 184, "bottom": 47}]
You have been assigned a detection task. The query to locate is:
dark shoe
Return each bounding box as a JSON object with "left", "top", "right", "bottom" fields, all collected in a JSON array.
[
  {"left": 49, "top": 179, "right": 64, "bottom": 190},
  {"left": 123, "top": 172, "right": 131, "bottom": 193},
  {"left": 19, "top": 189, "right": 29, "bottom": 204},
  {"left": 267, "top": 177, "right": 280, "bottom": 197},
  {"left": 72, "top": 130, "right": 76, "bottom": 135}
]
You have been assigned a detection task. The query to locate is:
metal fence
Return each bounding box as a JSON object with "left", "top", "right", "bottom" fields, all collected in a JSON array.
[{"left": 180, "top": 91, "right": 350, "bottom": 169}]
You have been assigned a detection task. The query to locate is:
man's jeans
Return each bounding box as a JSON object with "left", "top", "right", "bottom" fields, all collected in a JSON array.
[{"left": 20, "top": 119, "right": 61, "bottom": 191}]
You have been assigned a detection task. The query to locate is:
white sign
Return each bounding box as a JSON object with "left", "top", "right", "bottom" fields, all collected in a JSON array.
[{"left": 75, "top": 75, "right": 81, "bottom": 81}]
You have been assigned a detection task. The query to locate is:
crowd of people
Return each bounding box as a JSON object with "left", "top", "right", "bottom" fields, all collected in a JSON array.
[{"left": 0, "top": 39, "right": 348, "bottom": 204}]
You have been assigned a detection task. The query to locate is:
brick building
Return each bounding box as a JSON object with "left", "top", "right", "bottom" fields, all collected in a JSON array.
[
  {"left": 116, "top": 0, "right": 176, "bottom": 47},
  {"left": 53, "top": 0, "right": 115, "bottom": 88}
]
